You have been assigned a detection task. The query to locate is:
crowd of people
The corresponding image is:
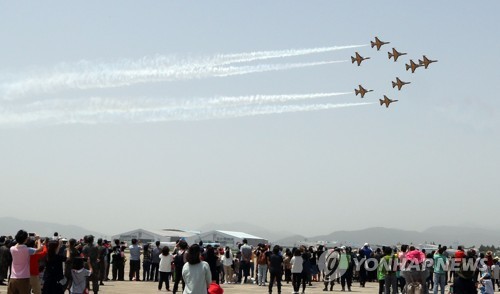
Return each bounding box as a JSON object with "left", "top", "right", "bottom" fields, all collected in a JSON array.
[{"left": 2, "top": 230, "right": 500, "bottom": 294}]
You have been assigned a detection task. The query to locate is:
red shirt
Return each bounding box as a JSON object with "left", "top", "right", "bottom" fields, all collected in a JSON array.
[
  {"left": 454, "top": 250, "right": 465, "bottom": 264},
  {"left": 30, "top": 246, "right": 47, "bottom": 276}
]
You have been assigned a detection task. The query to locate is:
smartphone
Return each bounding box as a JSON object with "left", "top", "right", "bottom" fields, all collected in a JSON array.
[{"left": 28, "top": 233, "right": 35, "bottom": 237}]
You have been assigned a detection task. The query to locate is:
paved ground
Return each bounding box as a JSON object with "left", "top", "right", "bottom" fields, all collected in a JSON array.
[{"left": 74, "top": 279, "right": 384, "bottom": 293}]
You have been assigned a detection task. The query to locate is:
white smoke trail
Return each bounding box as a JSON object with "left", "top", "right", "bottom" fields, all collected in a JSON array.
[
  {"left": 0, "top": 60, "right": 345, "bottom": 99},
  {"left": 0, "top": 95, "right": 370, "bottom": 126},
  {"left": 212, "top": 44, "right": 366, "bottom": 65},
  {"left": 0, "top": 44, "right": 364, "bottom": 99},
  {"left": 205, "top": 92, "right": 352, "bottom": 106}
]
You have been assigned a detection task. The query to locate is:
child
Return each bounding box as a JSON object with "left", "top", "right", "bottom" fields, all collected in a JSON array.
[{"left": 70, "top": 257, "right": 92, "bottom": 294}]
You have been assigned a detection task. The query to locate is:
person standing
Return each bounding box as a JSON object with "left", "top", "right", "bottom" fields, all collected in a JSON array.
[
  {"left": 158, "top": 246, "right": 173, "bottom": 291},
  {"left": 290, "top": 249, "right": 304, "bottom": 294},
  {"left": 42, "top": 240, "right": 66, "bottom": 294},
  {"left": 128, "top": 239, "right": 141, "bottom": 281},
  {"left": 283, "top": 249, "right": 292, "bottom": 284},
  {"left": 65, "top": 238, "right": 81, "bottom": 289},
  {"left": 204, "top": 246, "right": 219, "bottom": 284},
  {"left": 0, "top": 237, "right": 12, "bottom": 286},
  {"left": 221, "top": 247, "right": 233, "bottom": 284},
  {"left": 173, "top": 240, "right": 188, "bottom": 294},
  {"left": 381, "top": 247, "right": 398, "bottom": 294},
  {"left": 268, "top": 245, "right": 283, "bottom": 294},
  {"left": 182, "top": 244, "right": 211, "bottom": 294},
  {"left": 142, "top": 244, "right": 152, "bottom": 282},
  {"left": 97, "top": 238, "right": 106, "bottom": 286},
  {"left": 340, "top": 246, "right": 355, "bottom": 292},
  {"left": 239, "top": 239, "right": 252, "bottom": 284},
  {"left": 111, "top": 240, "right": 124, "bottom": 281},
  {"left": 8, "top": 231, "right": 43, "bottom": 294},
  {"left": 256, "top": 245, "right": 269, "bottom": 286},
  {"left": 82, "top": 235, "right": 100, "bottom": 293},
  {"left": 28, "top": 237, "right": 47, "bottom": 294},
  {"left": 151, "top": 241, "right": 161, "bottom": 282},
  {"left": 433, "top": 247, "right": 448, "bottom": 294},
  {"left": 492, "top": 257, "right": 500, "bottom": 290}
]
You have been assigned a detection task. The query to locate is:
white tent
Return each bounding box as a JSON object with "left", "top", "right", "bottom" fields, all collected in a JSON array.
[
  {"left": 111, "top": 228, "right": 200, "bottom": 244},
  {"left": 199, "top": 230, "right": 268, "bottom": 249}
]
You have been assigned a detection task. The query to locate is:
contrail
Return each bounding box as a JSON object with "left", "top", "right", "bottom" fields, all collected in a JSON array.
[
  {"left": 205, "top": 92, "right": 352, "bottom": 106},
  {"left": 0, "top": 96, "right": 371, "bottom": 126},
  {"left": 212, "top": 44, "right": 367, "bottom": 65},
  {"left": 0, "top": 44, "right": 364, "bottom": 99},
  {"left": 0, "top": 60, "right": 345, "bottom": 99}
]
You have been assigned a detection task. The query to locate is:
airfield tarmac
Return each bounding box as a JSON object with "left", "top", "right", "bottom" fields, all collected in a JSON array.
[{"left": 84, "top": 279, "right": 384, "bottom": 294}]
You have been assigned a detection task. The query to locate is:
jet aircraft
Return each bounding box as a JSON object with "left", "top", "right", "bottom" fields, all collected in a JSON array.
[
  {"left": 351, "top": 52, "right": 370, "bottom": 66},
  {"left": 391, "top": 77, "right": 411, "bottom": 90},
  {"left": 405, "top": 60, "right": 421, "bottom": 73},
  {"left": 418, "top": 55, "right": 438, "bottom": 69},
  {"left": 379, "top": 95, "right": 398, "bottom": 108},
  {"left": 354, "top": 85, "right": 373, "bottom": 98},
  {"left": 388, "top": 48, "right": 407, "bottom": 62},
  {"left": 371, "top": 37, "right": 390, "bottom": 51}
]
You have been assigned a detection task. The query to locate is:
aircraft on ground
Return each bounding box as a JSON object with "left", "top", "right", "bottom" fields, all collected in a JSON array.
[
  {"left": 388, "top": 48, "right": 407, "bottom": 62},
  {"left": 351, "top": 52, "right": 370, "bottom": 66},
  {"left": 419, "top": 55, "right": 438, "bottom": 69},
  {"left": 391, "top": 77, "right": 411, "bottom": 90},
  {"left": 371, "top": 37, "right": 390, "bottom": 51},
  {"left": 354, "top": 85, "right": 373, "bottom": 98},
  {"left": 379, "top": 95, "right": 398, "bottom": 108}
]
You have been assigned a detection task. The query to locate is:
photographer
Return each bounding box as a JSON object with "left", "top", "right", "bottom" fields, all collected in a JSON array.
[{"left": 8, "top": 230, "right": 43, "bottom": 294}]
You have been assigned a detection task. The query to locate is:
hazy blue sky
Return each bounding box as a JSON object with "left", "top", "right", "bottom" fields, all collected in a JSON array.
[{"left": 1, "top": 1, "right": 499, "bottom": 236}]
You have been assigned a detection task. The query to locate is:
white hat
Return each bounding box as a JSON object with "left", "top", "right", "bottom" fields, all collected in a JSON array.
[{"left": 364, "top": 243, "right": 369, "bottom": 247}]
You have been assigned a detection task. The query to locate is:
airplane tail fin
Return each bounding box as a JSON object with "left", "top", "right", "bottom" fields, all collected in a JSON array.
[
  {"left": 351, "top": 56, "right": 355, "bottom": 64},
  {"left": 391, "top": 81, "right": 396, "bottom": 88},
  {"left": 388, "top": 52, "right": 393, "bottom": 59},
  {"left": 405, "top": 64, "right": 410, "bottom": 71},
  {"left": 418, "top": 59, "right": 424, "bottom": 65},
  {"left": 370, "top": 41, "right": 375, "bottom": 48},
  {"left": 354, "top": 89, "right": 359, "bottom": 96},
  {"left": 379, "top": 99, "right": 384, "bottom": 106}
]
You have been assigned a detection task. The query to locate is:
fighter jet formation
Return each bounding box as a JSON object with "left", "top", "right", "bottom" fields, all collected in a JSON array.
[
  {"left": 351, "top": 36, "right": 438, "bottom": 109},
  {"left": 392, "top": 77, "right": 410, "bottom": 90},
  {"left": 405, "top": 60, "right": 421, "bottom": 73},
  {"left": 388, "top": 48, "right": 407, "bottom": 62},
  {"left": 371, "top": 37, "right": 390, "bottom": 51},
  {"left": 419, "top": 55, "right": 438, "bottom": 69},
  {"left": 351, "top": 52, "right": 370, "bottom": 66},
  {"left": 354, "top": 85, "right": 373, "bottom": 98},
  {"left": 379, "top": 95, "right": 398, "bottom": 108}
]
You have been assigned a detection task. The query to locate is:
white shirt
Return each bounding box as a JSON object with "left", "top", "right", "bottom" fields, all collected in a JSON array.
[
  {"left": 159, "top": 254, "right": 173, "bottom": 272},
  {"left": 222, "top": 252, "right": 233, "bottom": 266},
  {"left": 182, "top": 261, "right": 211, "bottom": 294},
  {"left": 492, "top": 264, "right": 500, "bottom": 279},
  {"left": 290, "top": 256, "right": 303, "bottom": 273}
]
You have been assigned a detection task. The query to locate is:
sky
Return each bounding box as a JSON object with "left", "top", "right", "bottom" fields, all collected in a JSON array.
[{"left": 0, "top": 1, "right": 499, "bottom": 237}]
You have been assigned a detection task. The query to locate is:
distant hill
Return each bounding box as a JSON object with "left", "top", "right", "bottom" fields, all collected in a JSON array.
[
  {"left": 268, "top": 226, "right": 500, "bottom": 248},
  {"left": 273, "top": 234, "right": 308, "bottom": 247},
  {"left": 0, "top": 217, "right": 104, "bottom": 239},
  {"left": 309, "top": 226, "right": 500, "bottom": 248}
]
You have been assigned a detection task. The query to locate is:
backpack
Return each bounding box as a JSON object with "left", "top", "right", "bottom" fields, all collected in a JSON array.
[{"left": 405, "top": 282, "right": 423, "bottom": 294}]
